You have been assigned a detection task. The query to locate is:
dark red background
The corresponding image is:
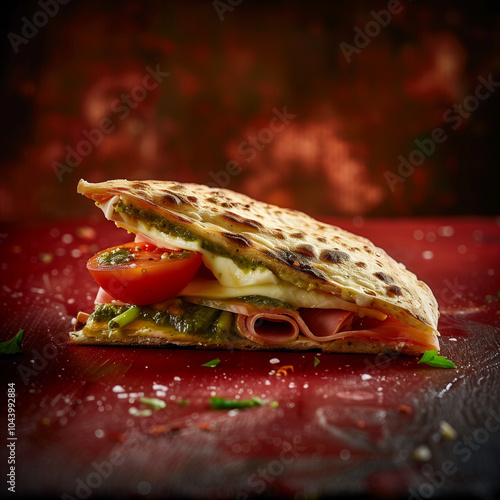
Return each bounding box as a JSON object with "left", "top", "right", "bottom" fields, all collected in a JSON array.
[{"left": 1, "top": 0, "right": 500, "bottom": 222}]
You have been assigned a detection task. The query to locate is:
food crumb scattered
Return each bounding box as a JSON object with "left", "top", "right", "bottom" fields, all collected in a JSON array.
[
  {"left": 411, "top": 444, "right": 432, "bottom": 462},
  {"left": 276, "top": 365, "right": 294, "bottom": 376},
  {"left": 439, "top": 420, "right": 457, "bottom": 440},
  {"left": 38, "top": 252, "right": 53, "bottom": 263},
  {"left": 398, "top": 404, "right": 413, "bottom": 414}
]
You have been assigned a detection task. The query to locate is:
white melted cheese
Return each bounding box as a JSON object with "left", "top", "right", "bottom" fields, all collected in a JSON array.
[{"left": 97, "top": 196, "right": 386, "bottom": 320}]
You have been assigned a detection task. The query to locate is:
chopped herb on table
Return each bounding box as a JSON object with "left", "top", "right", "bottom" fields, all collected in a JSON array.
[
  {"left": 202, "top": 358, "right": 220, "bottom": 367},
  {"left": 418, "top": 350, "right": 456, "bottom": 369},
  {"left": 210, "top": 396, "right": 265, "bottom": 410},
  {"left": 314, "top": 357, "right": 321, "bottom": 368},
  {"left": 139, "top": 397, "right": 166, "bottom": 410},
  {"left": 0, "top": 330, "right": 23, "bottom": 355},
  {"left": 129, "top": 407, "right": 152, "bottom": 417}
]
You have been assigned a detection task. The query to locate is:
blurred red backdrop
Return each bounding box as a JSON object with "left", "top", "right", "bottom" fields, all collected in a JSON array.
[{"left": 1, "top": 0, "right": 499, "bottom": 221}]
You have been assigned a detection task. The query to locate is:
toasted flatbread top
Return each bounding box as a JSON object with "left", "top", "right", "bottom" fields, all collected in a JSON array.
[{"left": 78, "top": 179, "right": 439, "bottom": 335}]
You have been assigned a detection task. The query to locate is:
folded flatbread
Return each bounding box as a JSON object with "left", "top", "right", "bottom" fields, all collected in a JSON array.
[{"left": 71, "top": 179, "right": 440, "bottom": 355}]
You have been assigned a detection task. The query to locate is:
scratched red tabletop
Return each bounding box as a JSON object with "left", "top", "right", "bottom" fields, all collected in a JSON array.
[{"left": 1, "top": 216, "right": 499, "bottom": 499}]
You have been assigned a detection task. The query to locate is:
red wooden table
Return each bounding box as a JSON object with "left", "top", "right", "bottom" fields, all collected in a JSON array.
[{"left": 1, "top": 216, "right": 499, "bottom": 499}]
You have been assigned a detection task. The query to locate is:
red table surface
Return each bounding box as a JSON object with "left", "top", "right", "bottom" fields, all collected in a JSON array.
[{"left": 1, "top": 216, "right": 500, "bottom": 499}]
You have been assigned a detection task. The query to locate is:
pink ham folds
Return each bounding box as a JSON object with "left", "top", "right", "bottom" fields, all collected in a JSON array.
[
  {"left": 236, "top": 308, "right": 438, "bottom": 350},
  {"left": 185, "top": 297, "right": 439, "bottom": 351}
]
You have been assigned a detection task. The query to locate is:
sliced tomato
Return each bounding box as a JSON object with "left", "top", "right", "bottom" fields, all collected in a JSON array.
[{"left": 87, "top": 242, "right": 202, "bottom": 305}]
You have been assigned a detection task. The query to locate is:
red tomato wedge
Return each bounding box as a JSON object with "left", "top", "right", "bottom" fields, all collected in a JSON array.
[{"left": 87, "top": 242, "right": 202, "bottom": 305}]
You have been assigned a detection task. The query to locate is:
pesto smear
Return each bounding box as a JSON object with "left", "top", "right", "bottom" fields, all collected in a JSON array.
[
  {"left": 98, "top": 247, "right": 135, "bottom": 266},
  {"left": 90, "top": 301, "right": 230, "bottom": 339}
]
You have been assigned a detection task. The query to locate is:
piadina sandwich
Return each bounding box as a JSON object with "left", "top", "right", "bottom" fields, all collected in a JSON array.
[{"left": 71, "top": 179, "right": 440, "bottom": 355}]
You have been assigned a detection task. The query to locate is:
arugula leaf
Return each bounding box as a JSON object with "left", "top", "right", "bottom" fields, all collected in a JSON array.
[
  {"left": 0, "top": 330, "right": 23, "bottom": 355},
  {"left": 418, "top": 350, "right": 456, "bottom": 369},
  {"left": 139, "top": 397, "right": 166, "bottom": 410},
  {"left": 210, "top": 396, "right": 265, "bottom": 410},
  {"left": 202, "top": 358, "right": 220, "bottom": 367},
  {"left": 314, "top": 357, "right": 320, "bottom": 368}
]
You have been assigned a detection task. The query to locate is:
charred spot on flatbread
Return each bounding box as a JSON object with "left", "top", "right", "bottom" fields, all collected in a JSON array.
[
  {"left": 374, "top": 272, "right": 395, "bottom": 284},
  {"left": 319, "top": 249, "right": 350, "bottom": 264},
  {"left": 386, "top": 285, "right": 403, "bottom": 296}
]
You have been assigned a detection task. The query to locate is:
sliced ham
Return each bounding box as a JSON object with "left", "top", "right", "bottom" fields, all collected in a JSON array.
[
  {"left": 296, "top": 309, "right": 355, "bottom": 341},
  {"left": 236, "top": 308, "right": 438, "bottom": 350},
  {"left": 237, "top": 314, "right": 299, "bottom": 344},
  {"left": 234, "top": 307, "right": 356, "bottom": 345}
]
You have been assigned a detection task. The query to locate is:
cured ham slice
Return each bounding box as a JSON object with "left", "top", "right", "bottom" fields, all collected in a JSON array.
[
  {"left": 235, "top": 308, "right": 356, "bottom": 345},
  {"left": 237, "top": 314, "right": 299, "bottom": 344},
  {"left": 296, "top": 309, "right": 355, "bottom": 341},
  {"left": 236, "top": 308, "right": 439, "bottom": 350}
]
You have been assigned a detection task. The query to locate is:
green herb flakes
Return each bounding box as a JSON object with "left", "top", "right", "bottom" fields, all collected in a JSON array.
[
  {"left": 418, "top": 350, "right": 456, "bottom": 369},
  {"left": 0, "top": 330, "right": 23, "bottom": 355},
  {"left": 139, "top": 397, "right": 166, "bottom": 410},
  {"left": 202, "top": 358, "right": 220, "bottom": 367},
  {"left": 129, "top": 407, "right": 152, "bottom": 417},
  {"left": 210, "top": 396, "right": 265, "bottom": 410}
]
